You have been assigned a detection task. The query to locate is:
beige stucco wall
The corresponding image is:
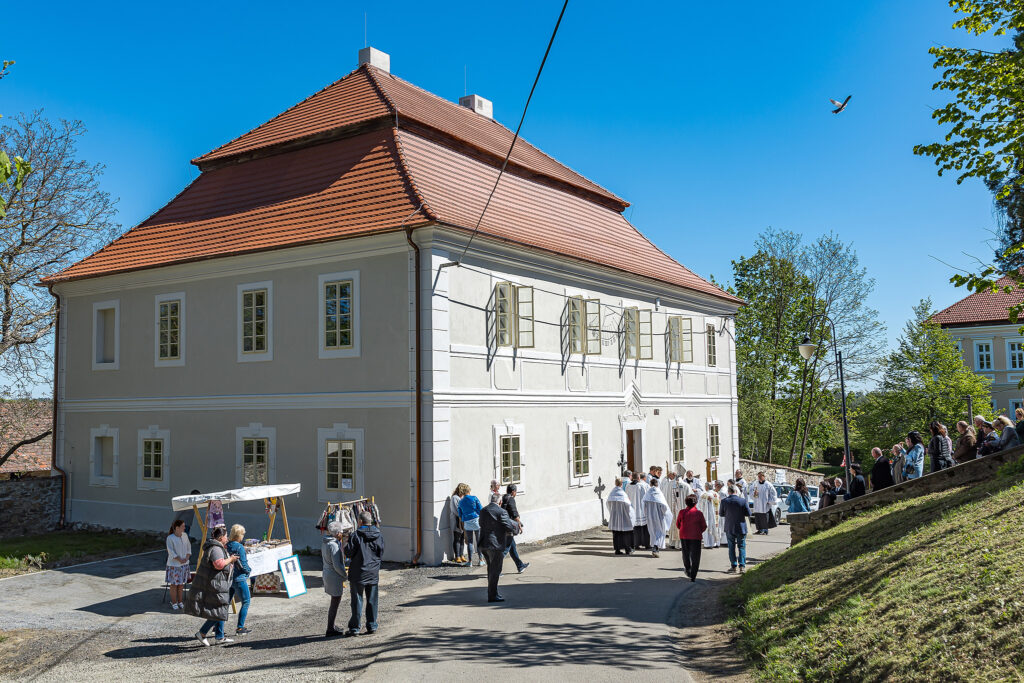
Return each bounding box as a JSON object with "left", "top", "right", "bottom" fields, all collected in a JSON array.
[{"left": 945, "top": 323, "right": 1024, "bottom": 416}]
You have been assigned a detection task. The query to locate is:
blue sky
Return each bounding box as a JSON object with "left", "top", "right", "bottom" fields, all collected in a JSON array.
[{"left": 2, "top": 0, "right": 1008, "bottom": 359}]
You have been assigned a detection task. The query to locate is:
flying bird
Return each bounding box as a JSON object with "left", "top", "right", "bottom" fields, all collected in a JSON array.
[{"left": 829, "top": 95, "right": 852, "bottom": 114}]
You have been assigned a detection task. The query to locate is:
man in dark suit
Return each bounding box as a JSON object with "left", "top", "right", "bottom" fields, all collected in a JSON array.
[
  {"left": 870, "top": 447, "right": 894, "bottom": 491},
  {"left": 718, "top": 485, "right": 751, "bottom": 573},
  {"left": 478, "top": 493, "right": 520, "bottom": 602}
]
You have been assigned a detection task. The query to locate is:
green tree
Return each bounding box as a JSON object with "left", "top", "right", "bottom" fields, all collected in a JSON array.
[
  {"left": 854, "top": 299, "right": 991, "bottom": 450},
  {"left": 0, "top": 59, "right": 31, "bottom": 218}
]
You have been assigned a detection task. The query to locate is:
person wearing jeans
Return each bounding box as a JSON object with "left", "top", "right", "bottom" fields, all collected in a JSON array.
[
  {"left": 501, "top": 484, "right": 530, "bottom": 574},
  {"left": 188, "top": 526, "right": 239, "bottom": 646},
  {"left": 226, "top": 524, "right": 252, "bottom": 635},
  {"left": 344, "top": 511, "right": 385, "bottom": 636},
  {"left": 718, "top": 484, "right": 751, "bottom": 573},
  {"left": 457, "top": 486, "right": 484, "bottom": 567}
]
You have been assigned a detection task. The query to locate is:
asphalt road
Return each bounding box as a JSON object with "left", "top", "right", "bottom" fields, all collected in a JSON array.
[{"left": 0, "top": 527, "right": 790, "bottom": 681}]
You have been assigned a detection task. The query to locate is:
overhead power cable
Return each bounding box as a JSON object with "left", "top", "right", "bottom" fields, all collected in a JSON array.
[{"left": 445, "top": 0, "right": 570, "bottom": 267}]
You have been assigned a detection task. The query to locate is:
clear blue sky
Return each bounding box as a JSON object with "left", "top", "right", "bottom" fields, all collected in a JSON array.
[{"left": 2, "top": 0, "right": 1008, "bottom": 358}]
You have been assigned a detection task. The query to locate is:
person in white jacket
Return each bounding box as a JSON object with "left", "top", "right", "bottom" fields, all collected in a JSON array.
[{"left": 606, "top": 478, "right": 635, "bottom": 555}]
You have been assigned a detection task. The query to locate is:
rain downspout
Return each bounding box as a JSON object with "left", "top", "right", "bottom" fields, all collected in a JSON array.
[
  {"left": 47, "top": 285, "right": 67, "bottom": 527},
  {"left": 403, "top": 205, "right": 426, "bottom": 564}
]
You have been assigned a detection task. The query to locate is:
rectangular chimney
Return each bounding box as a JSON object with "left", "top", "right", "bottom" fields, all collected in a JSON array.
[
  {"left": 358, "top": 47, "right": 390, "bottom": 73},
  {"left": 459, "top": 94, "right": 493, "bottom": 120}
]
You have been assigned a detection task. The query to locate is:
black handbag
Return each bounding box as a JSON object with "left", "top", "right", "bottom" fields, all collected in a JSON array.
[{"left": 767, "top": 507, "right": 778, "bottom": 528}]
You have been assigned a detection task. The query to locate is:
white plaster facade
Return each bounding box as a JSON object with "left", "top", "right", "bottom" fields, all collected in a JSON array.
[{"left": 52, "top": 226, "right": 740, "bottom": 564}]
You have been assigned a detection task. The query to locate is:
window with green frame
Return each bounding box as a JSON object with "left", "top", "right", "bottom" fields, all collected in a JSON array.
[
  {"left": 572, "top": 431, "right": 590, "bottom": 477},
  {"left": 500, "top": 435, "right": 521, "bottom": 485}
]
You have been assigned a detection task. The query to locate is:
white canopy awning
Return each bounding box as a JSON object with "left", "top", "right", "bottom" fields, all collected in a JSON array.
[{"left": 171, "top": 483, "right": 301, "bottom": 511}]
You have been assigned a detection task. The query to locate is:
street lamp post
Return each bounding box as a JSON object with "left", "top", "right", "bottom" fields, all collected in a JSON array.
[{"left": 797, "top": 315, "right": 853, "bottom": 492}]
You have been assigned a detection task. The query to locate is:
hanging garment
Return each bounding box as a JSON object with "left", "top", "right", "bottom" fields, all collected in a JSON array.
[{"left": 207, "top": 501, "right": 225, "bottom": 529}]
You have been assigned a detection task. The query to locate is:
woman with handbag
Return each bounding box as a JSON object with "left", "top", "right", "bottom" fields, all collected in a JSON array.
[{"left": 187, "top": 526, "right": 239, "bottom": 646}]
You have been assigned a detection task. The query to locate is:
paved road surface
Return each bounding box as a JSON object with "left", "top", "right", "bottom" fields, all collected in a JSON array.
[{"left": 0, "top": 527, "right": 790, "bottom": 681}]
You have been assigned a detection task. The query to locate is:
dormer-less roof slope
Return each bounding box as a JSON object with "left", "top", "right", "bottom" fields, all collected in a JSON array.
[
  {"left": 45, "top": 65, "right": 740, "bottom": 305},
  {"left": 931, "top": 274, "right": 1024, "bottom": 327}
]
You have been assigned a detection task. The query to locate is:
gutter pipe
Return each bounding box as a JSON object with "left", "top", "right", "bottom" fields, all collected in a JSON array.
[
  {"left": 403, "top": 205, "right": 426, "bottom": 564},
  {"left": 47, "top": 286, "right": 67, "bottom": 528}
]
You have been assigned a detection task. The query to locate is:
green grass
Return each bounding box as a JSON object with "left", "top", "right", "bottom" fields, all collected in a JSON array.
[
  {"left": 0, "top": 531, "right": 159, "bottom": 574},
  {"left": 809, "top": 465, "right": 844, "bottom": 478},
  {"left": 725, "top": 460, "right": 1024, "bottom": 681}
]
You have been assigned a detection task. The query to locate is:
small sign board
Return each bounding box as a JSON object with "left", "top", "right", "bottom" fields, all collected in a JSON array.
[
  {"left": 774, "top": 469, "right": 787, "bottom": 484},
  {"left": 277, "top": 555, "right": 307, "bottom": 598}
]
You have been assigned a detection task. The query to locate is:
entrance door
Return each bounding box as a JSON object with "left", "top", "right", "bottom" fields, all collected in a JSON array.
[{"left": 626, "top": 429, "right": 642, "bottom": 473}]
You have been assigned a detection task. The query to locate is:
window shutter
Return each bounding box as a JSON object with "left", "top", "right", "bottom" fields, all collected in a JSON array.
[
  {"left": 495, "top": 283, "right": 513, "bottom": 347},
  {"left": 585, "top": 299, "right": 602, "bottom": 355},
  {"left": 623, "top": 307, "right": 637, "bottom": 359},
  {"left": 568, "top": 297, "right": 584, "bottom": 355},
  {"left": 639, "top": 309, "right": 653, "bottom": 360},
  {"left": 668, "top": 317, "right": 680, "bottom": 362},
  {"left": 681, "top": 318, "right": 693, "bottom": 363},
  {"left": 516, "top": 286, "right": 534, "bottom": 348}
]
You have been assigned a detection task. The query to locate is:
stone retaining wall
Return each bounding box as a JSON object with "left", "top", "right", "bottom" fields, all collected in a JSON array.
[
  {"left": 0, "top": 474, "right": 62, "bottom": 538},
  {"left": 787, "top": 446, "right": 1023, "bottom": 544},
  {"left": 738, "top": 458, "right": 822, "bottom": 487}
]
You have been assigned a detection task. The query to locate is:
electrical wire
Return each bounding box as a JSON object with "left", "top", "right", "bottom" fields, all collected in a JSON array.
[{"left": 451, "top": 0, "right": 570, "bottom": 266}]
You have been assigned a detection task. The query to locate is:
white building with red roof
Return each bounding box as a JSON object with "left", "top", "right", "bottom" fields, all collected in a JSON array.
[
  {"left": 932, "top": 274, "right": 1024, "bottom": 415},
  {"left": 44, "top": 48, "right": 742, "bottom": 562}
]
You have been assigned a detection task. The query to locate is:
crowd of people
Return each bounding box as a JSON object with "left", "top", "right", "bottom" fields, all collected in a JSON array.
[
  {"left": 815, "top": 412, "right": 1022, "bottom": 511},
  {"left": 606, "top": 465, "right": 776, "bottom": 581}
]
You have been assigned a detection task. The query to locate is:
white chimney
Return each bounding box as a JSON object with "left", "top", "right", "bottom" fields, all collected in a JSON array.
[
  {"left": 459, "top": 94, "right": 493, "bottom": 120},
  {"left": 358, "top": 47, "right": 390, "bottom": 73}
]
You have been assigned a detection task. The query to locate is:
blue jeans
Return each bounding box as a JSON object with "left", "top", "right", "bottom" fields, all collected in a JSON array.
[
  {"left": 726, "top": 532, "right": 747, "bottom": 568},
  {"left": 228, "top": 577, "right": 250, "bottom": 629},
  {"left": 504, "top": 536, "right": 525, "bottom": 571},
  {"left": 348, "top": 582, "right": 379, "bottom": 633},
  {"left": 199, "top": 619, "right": 225, "bottom": 640}
]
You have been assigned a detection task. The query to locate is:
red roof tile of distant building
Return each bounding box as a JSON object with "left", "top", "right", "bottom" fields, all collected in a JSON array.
[{"left": 931, "top": 275, "right": 1024, "bottom": 326}]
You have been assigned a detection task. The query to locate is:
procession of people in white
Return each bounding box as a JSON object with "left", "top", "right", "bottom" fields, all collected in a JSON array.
[{"left": 605, "top": 465, "right": 777, "bottom": 565}]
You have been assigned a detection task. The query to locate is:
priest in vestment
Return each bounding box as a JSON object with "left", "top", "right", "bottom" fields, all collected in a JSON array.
[
  {"left": 642, "top": 478, "right": 673, "bottom": 557},
  {"left": 663, "top": 471, "right": 690, "bottom": 549},
  {"left": 625, "top": 474, "right": 651, "bottom": 549},
  {"left": 698, "top": 483, "right": 722, "bottom": 548},
  {"left": 749, "top": 471, "right": 778, "bottom": 535},
  {"left": 606, "top": 478, "right": 635, "bottom": 555}
]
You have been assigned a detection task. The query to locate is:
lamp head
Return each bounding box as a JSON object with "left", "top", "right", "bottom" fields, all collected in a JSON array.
[{"left": 797, "top": 335, "right": 817, "bottom": 360}]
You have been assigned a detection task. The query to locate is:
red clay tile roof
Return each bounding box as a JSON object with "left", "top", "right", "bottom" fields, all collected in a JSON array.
[
  {"left": 45, "top": 65, "right": 739, "bottom": 304},
  {"left": 932, "top": 275, "right": 1024, "bottom": 326},
  {"left": 194, "top": 65, "right": 625, "bottom": 210}
]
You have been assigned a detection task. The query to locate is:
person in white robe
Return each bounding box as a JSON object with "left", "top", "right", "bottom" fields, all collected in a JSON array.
[
  {"left": 665, "top": 472, "right": 692, "bottom": 549},
  {"left": 698, "top": 483, "right": 721, "bottom": 548},
  {"left": 749, "top": 471, "right": 778, "bottom": 535},
  {"left": 642, "top": 479, "right": 672, "bottom": 557},
  {"left": 606, "top": 478, "right": 635, "bottom": 555},
  {"left": 683, "top": 470, "right": 704, "bottom": 494},
  {"left": 734, "top": 469, "right": 749, "bottom": 502},
  {"left": 625, "top": 475, "right": 651, "bottom": 549}
]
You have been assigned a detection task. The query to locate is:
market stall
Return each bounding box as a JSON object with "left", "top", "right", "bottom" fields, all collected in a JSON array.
[{"left": 171, "top": 484, "right": 301, "bottom": 592}]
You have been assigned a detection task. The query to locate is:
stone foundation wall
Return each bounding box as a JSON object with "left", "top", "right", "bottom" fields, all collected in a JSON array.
[
  {"left": 0, "top": 474, "right": 62, "bottom": 538},
  {"left": 788, "top": 446, "right": 1022, "bottom": 544},
  {"left": 738, "top": 458, "right": 821, "bottom": 487}
]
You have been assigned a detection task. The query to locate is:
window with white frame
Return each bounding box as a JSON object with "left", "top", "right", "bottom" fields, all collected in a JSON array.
[
  {"left": 136, "top": 426, "right": 170, "bottom": 491},
  {"left": 236, "top": 423, "right": 276, "bottom": 488},
  {"left": 317, "top": 423, "right": 364, "bottom": 501},
  {"left": 89, "top": 425, "right": 119, "bottom": 487},
  {"left": 1009, "top": 342, "right": 1024, "bottom": 370},
  {"left": 495, "top": 282, "right": 535, "bottom": 349},
  {"left": 566, "top": 417, "right": 593, "bottom": 486},
  {"left": 706, "top": 323, "right": 718, "bottom": 367},
  {"left": 623, "top": 307, "right": 653, "bottom": 360},
  {"left": 1010, "top": 399, "right": 1023, "bottom": 416},
  {"left": 238, "top": 282, "right": 273, "bottom": 362},
  {"left": 500, "top": 435, "right": 522, "bottom": 485},
  {"left": 568, "top": 296, "right": 601, "bottom": 356},
  {"left": 325, "top": 439, "right": 356, "bottom": 492},
  {"left": 572, "top": 431, "right": 590, "bottom": 477},
  {"left": 318, "top": 271, "right": 360, "bottom": 358},
  {"left": 154, "top": 292, "right": 185, "bottom": 367},
  {"left": 708, "top": 423, "right": 720, "bottom": 459},
  {"left": 976, "top": 341, "right": 993, "bottom": 371},
  {"left": 672, "top": 425, "right": 685, "bottom": 463},
  {"left": 92, "top": 300, "right": 120, "bottom": 370},
  {"left": 668, "top": 316, "right": 693, "bottom": 363},
  {"left": 242, "top": 438, "right": 268, "bottom": 486}
]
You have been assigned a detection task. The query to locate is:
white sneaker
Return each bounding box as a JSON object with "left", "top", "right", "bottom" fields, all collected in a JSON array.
[
  {"left": 177, "top": 603, "right": 185, "bottom": 610},
  {"left": 171, "top": 603, "right": 181, "bottom": 611},
  {"left": 214, "top": 637, "right": 234, "bottom": 645},
  {"left": 195, "top": 631, "right": 210, "bottom": 647}
]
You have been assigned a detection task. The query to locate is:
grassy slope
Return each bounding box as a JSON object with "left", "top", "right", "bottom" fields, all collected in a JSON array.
[{"left": 725, "top": 465, "right": 1024, "bottom": 682}]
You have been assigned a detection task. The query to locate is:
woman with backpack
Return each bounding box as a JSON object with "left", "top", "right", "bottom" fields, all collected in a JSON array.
[{"left": 187, "top": 526, "right": 239, "bottom": 646}]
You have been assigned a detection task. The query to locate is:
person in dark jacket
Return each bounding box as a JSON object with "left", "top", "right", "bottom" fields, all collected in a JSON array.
[
  {"left": 870, "top": 447, "right": 894, "bottom": 491},
  {"left": 978, "top": 422, "right": 1001, "bottom": 456},
  {"left": 995, "top": 416, "right": 1021, "bottom": 452},
  {"left": 225, "top": 524, "right": 252, "bottom": 635},
  {"left": 928, "top": 421, "right": 954, "bottom": 473},
  {"left": 322, "top": 521, "right": 347, "bottom": 638},
  {"left": 848, "top": 463, "right": 867, "bottom": 498},
  {"left": 675, "top": 494, "right": 707, "bottom": 582},
  {"left": 718, "top": 486, "right": 750, "bottom": 572},
  {"left": 817, "top": 478, "right": 834, "bottom": 510},
  {"left": 188, "top": 526, "right": 239, "bottom": 646},
  {"left": 952, "top": 421, "right": 978, "bottom": 464},
  {"left": 478, "top": 493, "right": 519, "bottom": 602},
  {"left": 501, "top": 484, "right": 529, "bottom": 574},
  {"left": 344, "top": 511, "right": 385, "bottom": 636},
  {"left": 1015, "top": 408, "right": 1024, "bottom": 444}
]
